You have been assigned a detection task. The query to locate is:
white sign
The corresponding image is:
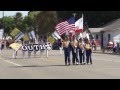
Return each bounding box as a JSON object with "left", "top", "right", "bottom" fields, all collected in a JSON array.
[
  {"left": 22, "top": 42, "right": 52, "bottom": 51},
  {"left": 0, "top": 29, "right": 4, "bottom": 39}
]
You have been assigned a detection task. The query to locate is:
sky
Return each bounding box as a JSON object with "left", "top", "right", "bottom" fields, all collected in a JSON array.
[{"left": 0, "top": 11, "right": 29, "bottom": 18}]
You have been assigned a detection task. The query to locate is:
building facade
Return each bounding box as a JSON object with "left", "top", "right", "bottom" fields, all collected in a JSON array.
[{"left": 90, "top": 18, "right": 120, "bottom": 48}]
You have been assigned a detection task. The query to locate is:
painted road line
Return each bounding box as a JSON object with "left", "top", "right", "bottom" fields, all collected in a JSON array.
[
  {"left": 3, "top": 60, "right": 22, "bottom": 67},
  {"left": 0, "top": 53, "right": 22, "bottom": 67}
]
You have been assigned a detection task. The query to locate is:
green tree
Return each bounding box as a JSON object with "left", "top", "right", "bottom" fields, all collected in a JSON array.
[
  {"left": 0, "top": 16, "right": 15, "bottom": 35},
  {"left": 22, "top": 11, "right": 40, "bottom": 33},
  {"left": 36, "top": 11, "right": 58, "bottom": 37},
  {"left": 14, "top": 12, "right": 23, "bottom": 31}
]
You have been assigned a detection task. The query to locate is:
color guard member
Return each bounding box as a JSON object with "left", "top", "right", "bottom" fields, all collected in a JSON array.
[{"left": 63, "top": 37, "right": 71, "bottom": 66}]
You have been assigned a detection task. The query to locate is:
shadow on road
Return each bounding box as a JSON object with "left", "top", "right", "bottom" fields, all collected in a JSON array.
[
  {"left": 93, "top": 51, "right": 120, "bottom": 56},
  {"left": 12, "top": 64, "right": 67, "bottom": 68}
]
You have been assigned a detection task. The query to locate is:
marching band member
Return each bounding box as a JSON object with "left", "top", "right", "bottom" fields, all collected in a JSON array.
[
  {"left": 39, "top": 39, "right": 45, "bottom": 57},
  {"left": 71, "top": 36, "right": 79, "bottom": 65},
  {"left": 27, "top": 41, "right": 34, "bottom": 58},
  {"left": 58, "top": 39, "right": 63, "bottom": 55},
  {"left": 22, "top": 43, "right": 28, "bottom": 58},
  {"left": 78, "top": 38, "right": 85, "bottom": 65},
  {"left": 63, "top": 37, "right": 71, "bottom": 66}
]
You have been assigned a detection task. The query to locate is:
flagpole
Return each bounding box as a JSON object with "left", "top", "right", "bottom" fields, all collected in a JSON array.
[
  {"left": 72, "top": 13, "right": 76, "bottom": 40},
  {"left": 3, "top": 11, "right": 4, "bottom": 31}
]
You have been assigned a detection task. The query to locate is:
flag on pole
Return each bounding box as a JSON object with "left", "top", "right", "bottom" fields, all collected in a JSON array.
[
  {"left": 78, "top": 33, "right": 83, "bottom": 40},
  {"left": 55, "top": 17, "right": 75, "bottom": 35},
  {"left": 82, "top": 31, "right": 87, "bottom": 38},
  {"left": 53, "top": 31, "right": 61, "bottom": 39},
  {"left": 10, "top": 28, "right": 21, "bottom": 37},
  {"left": 52, "top": 33, "right": 58, "bottom": 40},
  {"left": 23, "top": 34, "right": 30, "bottom": 41},
  {"left": 9, "top": 43, "right": 22, "bottom": 51},
  {"left": 75, "top": 14, "right": 83, "bottom": 33},
  {"left": 10, "top": 28, "right": 24, "bottom": 41},
  {"left": 15, "top": 32, "right": 24, "bottom": 41},
  {"left": 48, "top": 36, "right": 55, "bottom": 45},
  {"left": 29, "top": 31, "right": 36, "bottom": 39}
]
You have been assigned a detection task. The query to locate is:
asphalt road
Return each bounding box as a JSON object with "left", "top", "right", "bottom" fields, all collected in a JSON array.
[{"left": 0, "top": 49, "right": 120, "bottom": 79}]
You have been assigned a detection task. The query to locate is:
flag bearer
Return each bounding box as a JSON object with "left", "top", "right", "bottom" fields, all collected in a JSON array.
[
  {"left": 63, "top": 37, "right": 71, "bottom": 66},
  {"left": 78, "top": 38, "right": 85, "bottom": 65},
  {"left": 85, "top": 39, "right": 92, "bottom": 64},
  {"left": 71, "top": 36, "right": 79, "bottom": 65}
]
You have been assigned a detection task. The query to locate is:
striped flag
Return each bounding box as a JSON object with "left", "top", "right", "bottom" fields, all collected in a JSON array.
[{"left": 55, "top": 17, "right": 75, "bottom": 36}]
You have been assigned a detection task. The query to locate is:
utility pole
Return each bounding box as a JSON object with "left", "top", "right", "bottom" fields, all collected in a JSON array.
[
  {"left": 2, "top": 11, "right": 5, "bottom": 38},
  {"left": 72, "top": 13, "right": 77, "bottom": 40},
  {"left": 2, "top": 11, "right": 4, "bottom": 30}
]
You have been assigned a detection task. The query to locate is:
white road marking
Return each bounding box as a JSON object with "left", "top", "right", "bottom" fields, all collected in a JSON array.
[
  {"left": 0, "top": 53, "right": 22, "bottom": 67},
  {"left": 3, "top": 60, "right": 22, "bottom": 67}
]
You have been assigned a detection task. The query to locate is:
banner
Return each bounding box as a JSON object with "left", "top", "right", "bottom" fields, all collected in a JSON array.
[
  {"left": 22, "top": 43, "right": 52, "bottom": 51},
  {"left": 10, "top": 28, "right": 21, "bottom": 37},
  {"left": 9, "top": 43, "right": 22, "bottom": 51},
  {"left": 0, "top": 29, "right": 4, "bottom": 39}
]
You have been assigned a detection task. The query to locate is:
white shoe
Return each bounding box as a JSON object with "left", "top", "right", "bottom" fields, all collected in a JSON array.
[{"left": 76, "top": 62, "right": 79, "bottom": 65}]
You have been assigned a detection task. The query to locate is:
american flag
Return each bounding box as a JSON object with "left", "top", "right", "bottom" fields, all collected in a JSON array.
[{"left": 55, "top": 17, "right": 75, "bottom": 35}]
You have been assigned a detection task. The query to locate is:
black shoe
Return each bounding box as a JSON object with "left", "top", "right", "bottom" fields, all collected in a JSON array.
[
  {"left": 68, "top": 63, "right": 71, "bottom": 66},
  {"left": 73, "top": 63, "right": 75, "bottom": 65}
]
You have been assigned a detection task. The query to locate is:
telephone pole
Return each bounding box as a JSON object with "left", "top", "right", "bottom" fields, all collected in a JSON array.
[{"left": 3, "top": 11, "right": 4, "bottom": 30}]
